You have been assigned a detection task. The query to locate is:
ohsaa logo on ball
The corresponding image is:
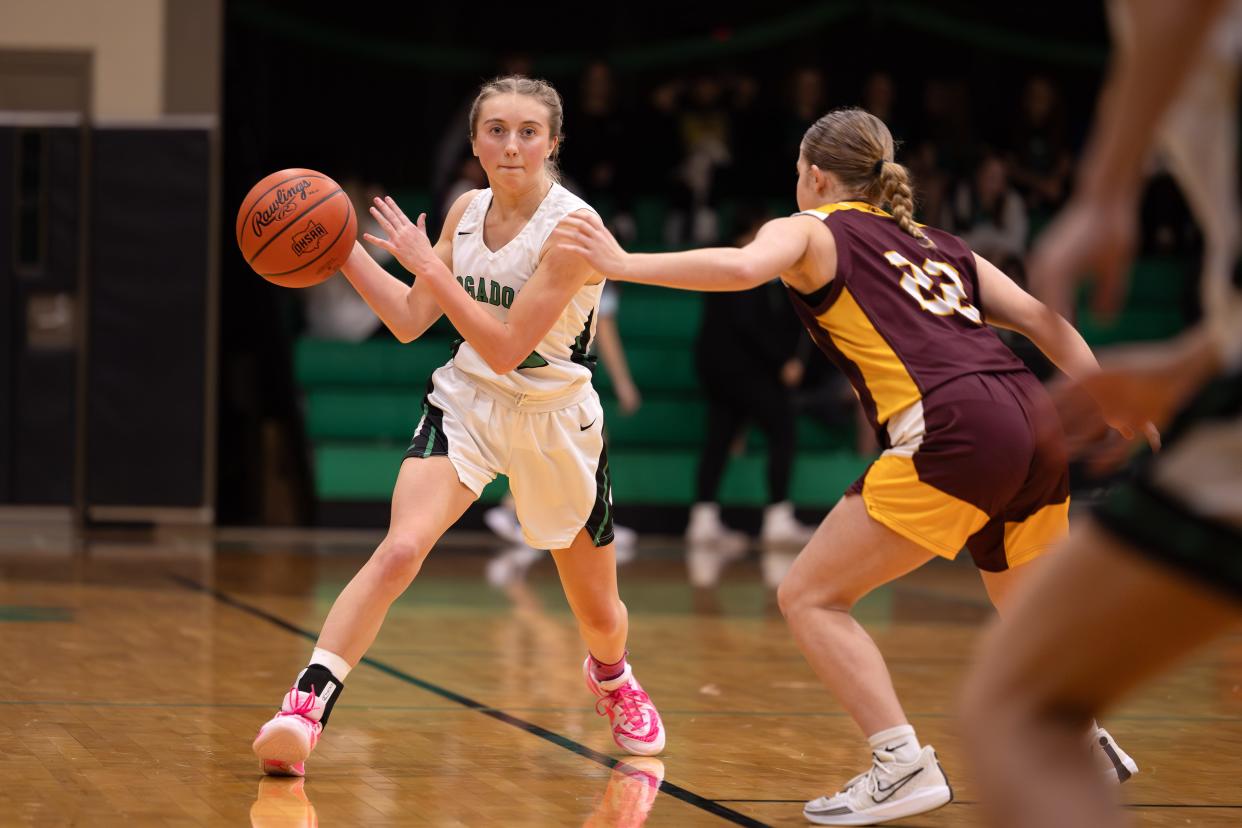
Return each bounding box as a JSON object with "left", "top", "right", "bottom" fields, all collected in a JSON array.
[{"left": 292, "top": 219, "right": 329, "bottom": 257}]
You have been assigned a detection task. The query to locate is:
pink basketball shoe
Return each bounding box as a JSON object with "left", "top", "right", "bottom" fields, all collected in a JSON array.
[
  {"left": 584, "top": 658, "right": 666, "bottom": 756},
  {"left": 252, "top": 684, "right": 330, "bottom": 776}
]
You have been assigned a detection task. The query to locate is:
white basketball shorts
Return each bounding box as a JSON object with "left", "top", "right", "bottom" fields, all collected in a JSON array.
[{"left": 404, "top": 363, "right": 614, "bottom": 551}]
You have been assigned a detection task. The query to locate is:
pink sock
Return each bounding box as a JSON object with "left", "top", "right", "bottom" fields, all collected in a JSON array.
[{"left": 589, "top": 651, "right": 628, "bottom": 683}]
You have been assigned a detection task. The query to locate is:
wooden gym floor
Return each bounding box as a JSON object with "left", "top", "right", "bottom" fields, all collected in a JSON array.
[{"left": 0, "top": 523, "right": 1239, "bottom": 826}]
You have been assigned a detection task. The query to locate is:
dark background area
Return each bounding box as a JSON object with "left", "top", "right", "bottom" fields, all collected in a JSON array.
[{"left": 217, "top": 1, "right": 1198, "bottom": 525}]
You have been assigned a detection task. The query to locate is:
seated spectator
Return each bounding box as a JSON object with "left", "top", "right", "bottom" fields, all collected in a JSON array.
[
  {"left": 904, "top": 140, "right": 950, "bottom": 229},
  {"left": 1006, "top": 75, "right": 1073, "bottom": 216},
  {"left": 861, "top": 70, "right": 908, "bottom": 144},
  {"left": 563, "top": 61, "right": 637, "bottom": 244},
  {"left": 945, "top": 152, "right": 1029, "bottom": 274},
  {"left": 652, "top": 72, "right": 752, "bottom": 246}
]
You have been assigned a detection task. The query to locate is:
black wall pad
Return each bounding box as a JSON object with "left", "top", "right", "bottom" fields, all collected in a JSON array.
[{"left": 86, "top": 127, "right": 210, "bottom": 509}]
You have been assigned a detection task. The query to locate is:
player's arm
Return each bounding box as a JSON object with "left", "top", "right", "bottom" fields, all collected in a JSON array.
[
  {"left": 366, "top": 201, "right": 597, "bottom": 374},
  {"left": 554, "top": 212, "right": 816, "bottom": 292},
  {"left": 1080, "top": 0, "right": 1227, "bottom": 200},
  {"left": 1028, "top": 0, "right": 1227, "bottom": 316},
  {"left": 974, "top": 253, "right": 1100, "bottom": 381},
  {"left": 340, "top": 191, "right": 473, "bottom": 343},
  {"left": 403, "top": 189, "right": 475, "bottom": 338}
]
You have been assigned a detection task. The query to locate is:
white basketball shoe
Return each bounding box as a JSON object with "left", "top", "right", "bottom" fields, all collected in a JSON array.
[
  {"left": 1092, "top": 726, "right": 1139, "bottom": 784},
  {"left": 802, "top": 745, "right": 953, "bottom": 825}
]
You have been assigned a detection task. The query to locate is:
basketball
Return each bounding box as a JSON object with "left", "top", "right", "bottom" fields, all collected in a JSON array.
[{"left": 236, "top": 168, "right": 356, "bottom": 288}]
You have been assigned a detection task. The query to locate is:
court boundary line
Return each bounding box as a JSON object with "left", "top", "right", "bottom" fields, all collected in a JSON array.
[
  {"left": 173, "top": 575, "right": 771, "bottom": 828},
  {"left": 714, "top": 799, "right": 1242, "bottom": 810}
]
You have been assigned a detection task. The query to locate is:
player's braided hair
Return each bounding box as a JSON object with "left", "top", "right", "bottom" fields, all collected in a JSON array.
[
  {"left": 468, "top": 75, "right": 565, "bottom": 183},
  {"left": 801, "top": 107, "right": 932, "bottom": 247}
]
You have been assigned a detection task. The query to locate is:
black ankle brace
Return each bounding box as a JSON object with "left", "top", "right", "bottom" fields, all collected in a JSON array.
[{"left": 297, "top": 664, "right": 345, "bottom": 727}]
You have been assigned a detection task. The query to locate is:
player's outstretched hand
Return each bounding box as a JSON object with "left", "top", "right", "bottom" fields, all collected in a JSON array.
[
  {"left": 1049, "top": 334, "right": 1220, "bottom": 473},
  {"left": 554, "top": 211, "right": 632, "bottom": 279},
  {"left": 1027, "top": 194, "right": 1138, "bottom": 320},
  {"left": 363, "top": 196, "right": 439, "bottom": 277}
]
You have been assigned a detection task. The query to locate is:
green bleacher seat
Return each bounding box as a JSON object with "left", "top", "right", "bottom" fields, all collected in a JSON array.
[
  {"left": 297, "top": 250, "right": 1192, "bottom": 513},
  {"left": 1117, "top": 257, "right": 1191, "bottom": 307},
  {"left": 632, "top": 196, "right": 668, "bottom": 252},
  {"left": 295, "top": 337, "right": 454, "bottom": 387},
  {"left": 610, "top": 449, "right": 868, "bottom": 507},
  {"left": 314, "top": 441, "right": 865, "bottom": 508},
  {"left": 306, "top": 389, "right": 421, "bottom": 441},
  {"left": 308, "top": 388, "right": 857, "bottom": 454},
  {"left": 595, "top": 345, "right": 698, "bottom": 394},
  {"left": 391, "top": 190, "right": 433, "bottom": 221},
  {"left": 1076, "top": 308, "right": 1185, "bottom": 346},
  {"left": 601, "top": 399, "right": 703, "bottom": 447},
  {"left": 314, "top": 443, "right": 509, "bottom": 503},
  {"left": 615, "top": 285, "right": 701, "bottom": 343}
]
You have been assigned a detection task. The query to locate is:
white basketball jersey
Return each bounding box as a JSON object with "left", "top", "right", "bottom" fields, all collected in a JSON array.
[{"left": 448, "top": 183, "right": 604, "bottom": 400}]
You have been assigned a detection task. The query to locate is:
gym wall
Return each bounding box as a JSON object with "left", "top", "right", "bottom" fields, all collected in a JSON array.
[{"left": 0, "top": 0, "right": 222, "bottom": 523}]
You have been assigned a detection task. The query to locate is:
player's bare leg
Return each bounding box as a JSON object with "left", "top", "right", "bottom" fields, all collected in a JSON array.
[{"left": 962, "top": 519, "right": 1239, "bottom": 828}]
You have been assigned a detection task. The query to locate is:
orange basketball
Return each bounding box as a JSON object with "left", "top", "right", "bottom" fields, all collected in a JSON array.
[{"left": 236, "top": 168, "right": 356, "bottom": 288}]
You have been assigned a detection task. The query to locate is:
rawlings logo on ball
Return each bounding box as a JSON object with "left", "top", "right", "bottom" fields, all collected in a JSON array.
[
  {"left": 251, "top": 179, "right": 314, "bottom": 237},
  {"left": 291, "top": 219, "right": 329, "bottom": 256},
  {"left": 238, "top": 168, "right": 353, "bottom": 288}
]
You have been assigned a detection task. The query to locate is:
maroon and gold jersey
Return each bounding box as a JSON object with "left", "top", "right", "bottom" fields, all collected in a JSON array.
[{"left": 787, "top": 201, "right": 1026, "bottom": 435}]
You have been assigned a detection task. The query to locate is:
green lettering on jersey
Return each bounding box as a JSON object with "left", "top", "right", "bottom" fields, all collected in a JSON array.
[{"left": 458, "top": 275, "right": 512, "bottom": 308}]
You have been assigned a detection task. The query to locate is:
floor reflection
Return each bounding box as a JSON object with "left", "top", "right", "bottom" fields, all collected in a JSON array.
[
  {"left": 250, "top": 777, "right": 317, "bottom": 828},
  {"left": 584, "top": 758, "right": 665, "bottom": 828}
]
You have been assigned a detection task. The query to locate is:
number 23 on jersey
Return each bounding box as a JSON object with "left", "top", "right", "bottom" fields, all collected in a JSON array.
[{"left": 883, "top": 251, "right": 982, "bottom": 324}]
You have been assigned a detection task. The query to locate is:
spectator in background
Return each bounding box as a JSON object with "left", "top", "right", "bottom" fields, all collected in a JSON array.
[
  {"left": 1006, "top": 75, "right": 1073, "bottom": 217},
  {"left": 653, "top": 72, "right": 750, "bottom": 246},
  {"left": 302, "top": 176, "right": 389, "bottom": 342},
  {"left": 595, "top": 283, "right": 642, "bottom": 415},
  {"left": 905, "top": 77, "right": 975, "bottom": 228},
  {"left": 945, "top": 153, "right": 1050, "bottom": 378},
  {"left": 916, "top": 77, "right": 976, "bottom": 181},
  {"left": 685, "top": 208, "right": 818, "bottom": 550},
  {"left": 563, "top": 61, "right": 638, "bottom": 245},
  {"left": 861, "top": 70, "right": 907, "bottom": 144},
  {"left": 440, "top": 151, "right": 487, "bottom": 218},
  {"left": 905, "top": 140, "right": 950, "bottom": 230},
  {"left": 945, "top": 152, "right": 1030, "bottom": 274},
  {"left": 773, "top": 67, "right": 828, "bottom": 187},
  {"left": 791, "top": 340, "right": 880, "bottom": 458}
]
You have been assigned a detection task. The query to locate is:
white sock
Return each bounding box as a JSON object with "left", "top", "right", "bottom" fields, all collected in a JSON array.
[
  {"left": 868, "top": 724, "right": 921, "bottom": 764},
  {"left": 310, "top": 647, "right": 352, "bottom": 682}
]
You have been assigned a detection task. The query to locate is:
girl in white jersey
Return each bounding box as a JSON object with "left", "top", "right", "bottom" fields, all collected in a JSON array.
[{"left": 251, "top": 76, "right": 665, "bottom": 776}]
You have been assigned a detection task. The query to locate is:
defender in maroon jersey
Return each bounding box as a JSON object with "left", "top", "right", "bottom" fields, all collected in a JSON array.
[
  {"left": 789, "top": 201, "right": 1066, "bottom": 573},
  {"left": 557, "top": 107, "right": 1136, "bottom": 825}
]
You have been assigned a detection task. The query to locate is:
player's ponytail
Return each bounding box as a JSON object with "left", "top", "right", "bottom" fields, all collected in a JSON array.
[
  {"left": 876, "top": 160, "right": 929, "bottom": 246},
  {"left": 801, "top": 108, "right": 932, "bottom": 247}
]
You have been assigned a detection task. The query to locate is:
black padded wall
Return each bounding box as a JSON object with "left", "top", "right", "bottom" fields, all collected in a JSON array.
[
  {"left": 0, "top": 124, "right": 81, "bottom": 505},
  {"left": 86, "top": 127, "right": 210, "bottom": 508}
]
